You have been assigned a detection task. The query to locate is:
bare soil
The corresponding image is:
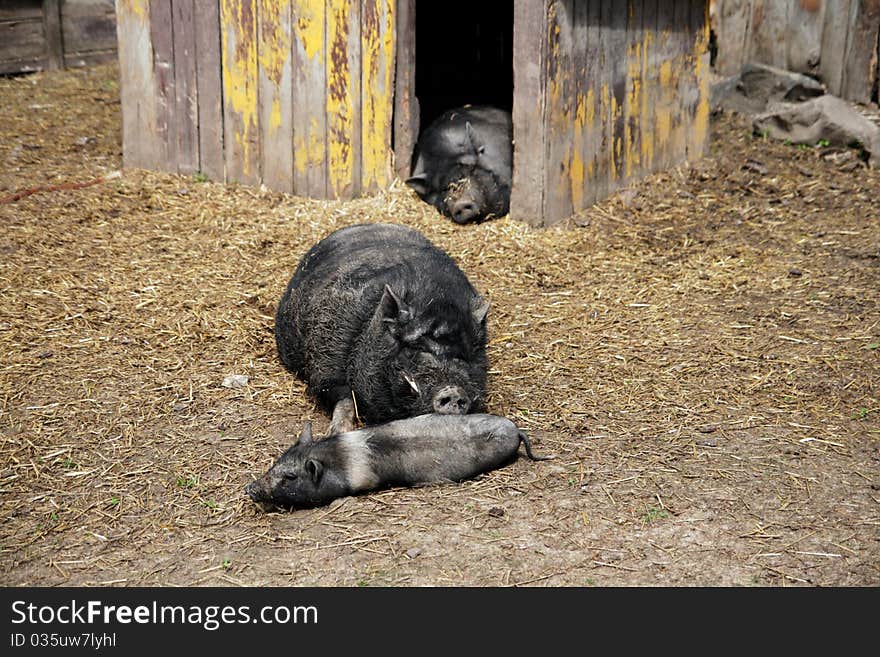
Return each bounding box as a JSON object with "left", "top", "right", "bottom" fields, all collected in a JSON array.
[{"left": 1, "top": 65, "right": 878, "bottom": 587}]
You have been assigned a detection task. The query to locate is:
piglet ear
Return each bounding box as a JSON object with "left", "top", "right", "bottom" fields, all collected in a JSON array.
[
  {"left": 304, "top": 459, "right": 323, "bottom": 486},
  {"left": 471, "top": 295, "right": 490, "bottom": 325},
  {"left": 378, "top": 284, "right": 413, "bottom": 327},
  {"left": 405, "top": 174, "right": 430, "bottom": 198},
  {"left": 297, "top": 421, "right": 314, "bottom": 447}
]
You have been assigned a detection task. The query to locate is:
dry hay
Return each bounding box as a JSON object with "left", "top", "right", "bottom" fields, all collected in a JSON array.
[{"left": 0, "top": 65, "right": 878, "bottom": 587}]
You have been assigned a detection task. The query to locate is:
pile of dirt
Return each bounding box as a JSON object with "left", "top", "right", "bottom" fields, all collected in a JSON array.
[{"left": 1, "top": 65, "right": 877, "bottom": 586}]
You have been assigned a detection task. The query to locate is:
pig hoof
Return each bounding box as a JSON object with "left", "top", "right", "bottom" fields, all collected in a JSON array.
[{"left": 330, "top": 398, "right": 356, "bottom": 435}]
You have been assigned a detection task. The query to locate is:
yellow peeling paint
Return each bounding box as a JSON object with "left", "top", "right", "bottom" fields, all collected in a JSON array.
[
  {"left": 259, "top": 0, "right": 291, "bottom": 133},
  {"left": 691, "top": 12, "right": 711, "bottom": 159},
  {"left": 601, "top": 82, "right": 611, "bottom": 180},
  {"left": 221, "top": 0, "right": 259, "bottom": 179},
  {"left": 610, "top": 88, "right": 619, "bottom": 181},
  {"left": 118, "top": 0, "right": 148, "bottom": 21},
  {"left": 295, "top": 117, "right": 325, "bottom": 175},
  {"left": 585, "top": 87, "right": 595, "bottom": 179},
  {"left": 327, "top": 0, "right": 355, "bottom": 197},
  {"left": 571, "top": 92, "right": 586, "bottom": 209},
  {"left": 659, "top": 60, "right": 673, "bottom": 87},
  {"left": 268, "top": 99, "right": 283, "bottom": 133},
  {"left": 640, "top": 29, "right": 654, "bottom": 171},
  {"left": 361, "top": 0, "right": 395, "bottom": 191},
  {"left": 292, "top": 0, "right": 326, "bottom": 183},
  {"left": 655, "top": 60, "right": 673, "bottom": 149},
  {"left": 625, "top": 40, "right": 642, "bottom": 179},
  {"left": 297, "top": 0, "right": 324, "bottom": 61}
]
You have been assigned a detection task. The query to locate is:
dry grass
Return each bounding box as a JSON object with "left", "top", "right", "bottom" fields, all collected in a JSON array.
[{"left": 0, "top": 65, "right": 878, "bottom": 586}]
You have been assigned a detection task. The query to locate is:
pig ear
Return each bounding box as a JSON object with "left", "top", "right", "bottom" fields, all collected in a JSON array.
[
  {"left": 465, "top": 122, "right": 486, "bottom": 156},
  {"left": 297, "top": 421, "right": 313, "bottom": 447},
  {"left": 471, "top": 295, "right": 490, "bottom": 325},
  {"left": 405, "top": 174, "right": 430, "bottom": 198},
  {"left": 378, "top": 284, "right": 413, "bottom": 327},
  {"left": 304, "top": 459, "right": 323, "bottom": 486}
]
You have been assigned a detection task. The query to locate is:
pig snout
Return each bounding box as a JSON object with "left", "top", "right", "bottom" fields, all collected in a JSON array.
[
  {"left": 245, "top": 477, "right": 270, "bottom": 503},
  {"left": 433, "top": 386, "right": 471, "bottom": 414},
  {"left": 449, "top": 198, "right": 480, "bottom": 224}
]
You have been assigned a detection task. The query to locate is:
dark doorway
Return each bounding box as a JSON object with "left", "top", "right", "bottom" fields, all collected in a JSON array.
[{"left": 414, "top": 1, "right": 514, "bottom": 132}]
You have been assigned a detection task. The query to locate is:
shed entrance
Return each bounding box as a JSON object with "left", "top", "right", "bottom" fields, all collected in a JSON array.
[{"left": 414, "top": 1, "right": 513, "bottom": 130}]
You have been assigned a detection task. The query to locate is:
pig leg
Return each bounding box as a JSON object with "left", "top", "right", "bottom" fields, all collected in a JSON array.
[{"left": 329, "top": 397, "right": 356, "bottom": 435}]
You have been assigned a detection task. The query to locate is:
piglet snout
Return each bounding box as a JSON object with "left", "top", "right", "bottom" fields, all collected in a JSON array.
[{"left": 433, "top": 386, "right": 471, "bottom": 415}]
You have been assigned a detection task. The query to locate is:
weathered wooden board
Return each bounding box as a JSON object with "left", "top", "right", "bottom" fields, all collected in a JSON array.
[
  {"left": 194, "top": 0, "right": 224, "bottom": 180},
  {"left": 749, "top": 0, "right": 789, "bottom": 69},
  {"left": 511, "top": 0, "right": 548, "bottom": 223},
  {"left": 658, "top": 1, "right": 680, "bottom": 175},
  {"left": 326, "top": 0, "right": 361, "bottom": 198},
  {"left": 821, "top": 0, "right": 853, "bottom": 96},
  {"left": 393, "top": 0, "right": 417, "bottom": 180},
  {"left": 672, "top": 0, "right": 693, "bottom": 165},
  {"left": 117, "top": 0, "right": 160, "bottom": 170},
  {"left": 259, "top": 0, "right": 294, "bottom": 192},
  {"left": 570, "top": 0, "right": 592, "bottom": 211},
  {"left": 609, "top": 0, "right": 629, "bottom": 188},
  {"left": 0, "top": 0, "right": 116, "bottom": 75},
  {"left": 713, "top": 0, "right": 752, "bottom": 76},
  {"left": 0, "top": 1, "right": 41, "bottom": 21},
  {"left": 544, "top": 0, "right": 576, "bottom": 222},
  {"left": 0, "top": 13, "right": 45, "bottom": 74},
  {"left": 639, "top": 0, "right": 658, "bottom": 188},
  {"left": 61, "top": 0, "right": 118, "bottom": 61},
  {"left": 292, "top": 0, "right": 328, "bottom": 198},
  {"left": 842, "top": 0, "right": 880, "bottom": 103},
  {"left": 361, "top": 0, "right": 395, "bottom": 194},
  {"left": 786, "top": 0, "right": 826, "bottom": 76},
  {"left": 150, "top": 0, "right": 177, "bottom": 173},
  {"left": 624, "top": 0, "right": 644, "bottom": 185},
  {"left": 171, "top": 0, "right": 199, "bottom": 175},
  {"left": 596, "top": 0, "right": 614, "bottom": 205},
  {"left": 44, "top": 0, "right": 64, "bottom": 70},
  {"left": 221, "top": 0, "right": 260, "bottom": 186},
  {"left": 689, "top": 0, "right": 710, "bottom": 160}
]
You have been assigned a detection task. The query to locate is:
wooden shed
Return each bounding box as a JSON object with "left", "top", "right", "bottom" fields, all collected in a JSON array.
[
  {"left": 116, "top": 1, "right": 710, "bottom": 226},
  {"left": 1, "top": 0, "right": 118, "bottom": 74}
]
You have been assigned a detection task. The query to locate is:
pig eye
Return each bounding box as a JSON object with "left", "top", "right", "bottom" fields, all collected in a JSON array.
[{"left": 282, "top": 472, "right": 298, "bottom": 481}]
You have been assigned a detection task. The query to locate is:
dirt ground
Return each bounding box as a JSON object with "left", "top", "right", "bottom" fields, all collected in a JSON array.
[{"left": 1, "top": 65, "right": 878, "bottom": 587}]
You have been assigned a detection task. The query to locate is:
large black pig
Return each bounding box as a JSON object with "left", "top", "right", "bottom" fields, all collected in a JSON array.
[
  {"left": 406, "top": 106, "right": 512, "bottom": 224},
  {"left": 275, "top": 223, "right": 489, "bottom": 434}
]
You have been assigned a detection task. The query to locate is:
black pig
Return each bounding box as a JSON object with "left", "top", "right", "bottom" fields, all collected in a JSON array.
[
  {"left": 275, "top": 223, "right": 489, "bottom": 434},
  {"left": 406, "top": 106, "right": 512, "bottom": 224},
  {"left": 245, "top": 413, "right": 554, "bottom": 509}
]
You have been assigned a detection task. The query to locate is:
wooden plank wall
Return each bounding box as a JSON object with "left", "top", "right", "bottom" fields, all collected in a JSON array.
[
  {"left": 61, "top": 0, "right": 118, "bottom": 67},
  {"left": 0, "top": 1, "right": 46, "bottom": 74},
  {"left": 712, "top": 0, "right": 880, "bottom": 104},
  {"left": 512, "top": 0, "right": 711, "bottom": 227},
  {"left": 117, "top": 0, "right": 396, "bottom": 197},
  {"left": 0, "top": 0, "right": 116, "bottom": 74}
]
